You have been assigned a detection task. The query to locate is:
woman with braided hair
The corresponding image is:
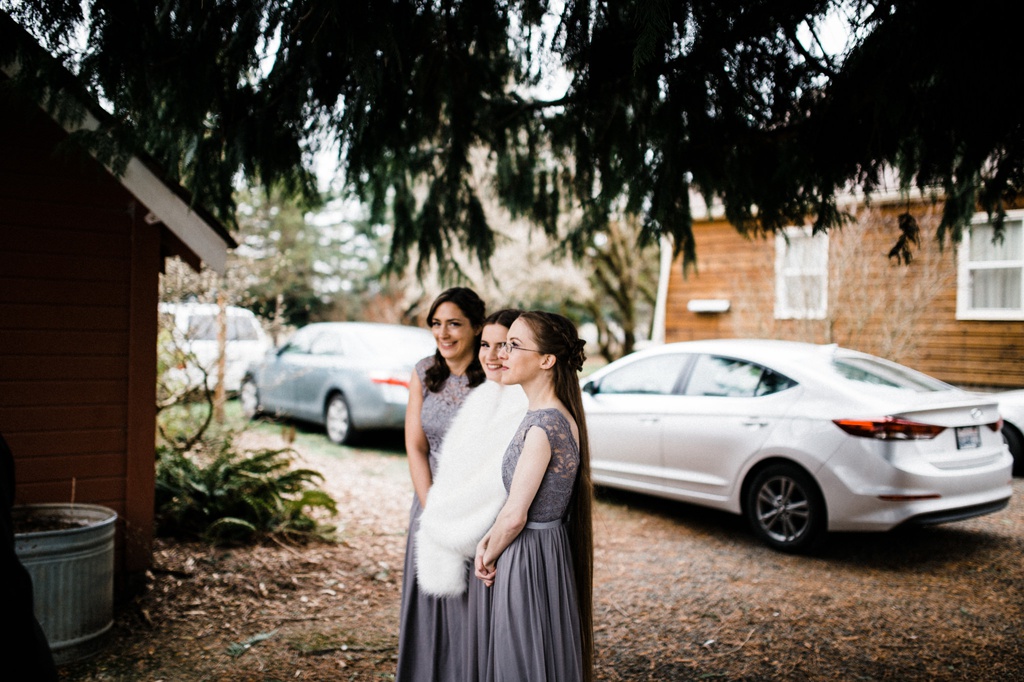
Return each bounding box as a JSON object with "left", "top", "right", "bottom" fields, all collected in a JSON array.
[{"left": 474, "top": 311, "right": 594, "bottom": 682}]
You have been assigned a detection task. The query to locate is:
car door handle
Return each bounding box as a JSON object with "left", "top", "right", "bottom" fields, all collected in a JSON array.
[
  {"left": 637, "top": 416, "right": 660, "bottom": 425},
  {"left": 742, "top": 418, "right": 770, "bottom": 428}
]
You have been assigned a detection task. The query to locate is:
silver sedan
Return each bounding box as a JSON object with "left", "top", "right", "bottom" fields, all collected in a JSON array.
[
  {"left": 582, "top": 339, "right": 1013, "bottom": 552},
  {"left": 241, "top": 322, "right": 436, "bottom": 444}
]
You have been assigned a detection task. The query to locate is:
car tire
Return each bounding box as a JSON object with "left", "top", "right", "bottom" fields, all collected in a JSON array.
[
  {"left": 745, "top": 463, "right": 827, "bottom": 552},
  {"left": 1002, "top": 422, "right": 1023, "bottom": 477},
  {"left": 240, "top": 378, "right": 261, "bottom": 420},
  {"left": 325, "top": 393, "right": 355, "bottom": 445}
]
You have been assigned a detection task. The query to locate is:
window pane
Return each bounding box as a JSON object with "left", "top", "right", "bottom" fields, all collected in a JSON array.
[
  {"left": 961, "top": 217, "right": 1024, "bottom": 318},
  {"left": 786, "top": 236, "right": 815, "bottom": 266},
  {"left": 784, "top": 274, "right": 824, "bottom": 310},
  {"left": 776, "top": 228, "right": 828, "bottom": 319},
  {"left": 597, "top": 355, "right": 690, "bottom": 395},
  {"left": 684, "top": 355, "right": 763, "bottom": 397},
  {"left": 971, "top": 268, "right": 1023, "bottom": 309},
  {"left": 970, "top": 220, "right": 1023, "bottom": 261}
]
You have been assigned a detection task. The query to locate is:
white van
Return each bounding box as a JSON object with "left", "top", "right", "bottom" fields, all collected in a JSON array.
[{"left": 159, "top": 302, "right": 272, "bottom": 393}]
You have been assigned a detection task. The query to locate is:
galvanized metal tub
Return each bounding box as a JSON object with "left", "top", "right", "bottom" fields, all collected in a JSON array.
[{"left": 13, "top": 503, "right": 117, "bottom": 665}]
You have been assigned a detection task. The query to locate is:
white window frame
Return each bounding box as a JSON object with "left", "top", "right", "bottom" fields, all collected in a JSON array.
[
  {"left": 774, "top": 226, "right": 829, "bottom": 320},
  {"left": 956, "top": 210, "right": 1024, "bottom": 321}
]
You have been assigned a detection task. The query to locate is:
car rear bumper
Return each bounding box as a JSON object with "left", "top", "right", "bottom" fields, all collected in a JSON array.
[
  {"left": 350, "top": 400, "right": 408, "bottom": 430},
  {"left": 817, "top": 446, "right": 1014, "bottom": 532},
  {"left": 895, "top": 497, "right": 1011, "bottom": 528}
]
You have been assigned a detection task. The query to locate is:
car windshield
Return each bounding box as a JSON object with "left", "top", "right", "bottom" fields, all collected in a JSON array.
[{"left": 830, "top": 355, "right": 951, "bottom": 392}]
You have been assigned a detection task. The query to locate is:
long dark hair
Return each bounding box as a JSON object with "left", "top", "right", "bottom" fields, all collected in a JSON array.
[
  {"left": 423, "top": 287, "right": 486, "bottom": 392},
  {"left": 517, "top": 311, "right": 594, "bottom": 682}
]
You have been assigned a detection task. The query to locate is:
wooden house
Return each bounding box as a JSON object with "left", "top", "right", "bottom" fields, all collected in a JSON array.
[
  {"left": 1, "top": 19, "right": 234, "bottom": 585},
  {"left": 657, "top": 196, "right": 1024, "bottom": 389}
]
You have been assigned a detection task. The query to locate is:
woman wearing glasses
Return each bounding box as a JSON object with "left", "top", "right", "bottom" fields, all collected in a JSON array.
[
  {"left": 415, "top": 308, "right": 528, "bottom": 678},
  {"left": 397, "top": 287, "right": 486, "bottom": 681},
  {"left": 474, "top": 311, "right": 594, "bottom": 682}
]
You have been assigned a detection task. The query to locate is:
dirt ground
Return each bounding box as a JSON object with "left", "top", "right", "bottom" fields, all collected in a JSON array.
[{"left": 60, "top": 429, "right": 1024, "bottom": 682}]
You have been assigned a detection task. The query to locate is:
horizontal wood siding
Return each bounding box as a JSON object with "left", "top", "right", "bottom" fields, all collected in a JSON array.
[
  {"left": 3, "top": 429, "right": 127, "bottom": 458},
  {"left": 0, "top": 355, "right": 128, "bottom": 381},
  {"left": 1, "top": 92, "right": 157, "bottom": 574},
  {"left": 666, "top": 206, "right": 1024, "bottom": 388},
  {"left": 0, "top": 210, "right": 134, "bottom": 504}
]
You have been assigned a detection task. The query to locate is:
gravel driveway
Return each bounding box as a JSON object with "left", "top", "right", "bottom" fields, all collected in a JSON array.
[{"left": 63, "top": 428, "right": 1023, "bottom": 681}]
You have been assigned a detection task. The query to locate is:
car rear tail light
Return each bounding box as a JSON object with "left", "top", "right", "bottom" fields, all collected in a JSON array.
[
  {"left": 987, "top": 417, "right": 1003, "bottom": 432},
  {"left": 832, "top": 417, "right": 946, "bottom": 440},
  {"left": 370, "top": 374, "right": 410, "bottom": 388}
]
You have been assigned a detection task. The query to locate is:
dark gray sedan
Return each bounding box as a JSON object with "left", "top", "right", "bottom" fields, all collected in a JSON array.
[{"left": 240, "top": 322, "right": 436, "bottom": 444}]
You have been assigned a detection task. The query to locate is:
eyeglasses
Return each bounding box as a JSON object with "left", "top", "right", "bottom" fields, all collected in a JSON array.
[{"left": 497, "top": 341, "right": 543, "bottom": 354}]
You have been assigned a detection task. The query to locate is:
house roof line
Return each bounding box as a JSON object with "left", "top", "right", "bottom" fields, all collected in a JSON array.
[
  {"left": 58, "top": 105, "right": 234, "bottom": 273},
  {"left": 1, "top": 14, "right": 235, "bottom": 274},
  {"left": 691, "top": 185, "right": 945, "bottom": 223}
]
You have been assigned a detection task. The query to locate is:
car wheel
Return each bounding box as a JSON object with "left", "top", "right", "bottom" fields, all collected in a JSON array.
[
  {"left": 325, "top": 393, "right": 354, "bottom": 445},
  {"left": 1002, "top": 422, "right": 1023, "bottom": 477},
  {"left": 239, "top": 378, "right": 261, "bottom": 420},
  {"left": 745, "top": 463, "right": 826, "bottom": 552}
]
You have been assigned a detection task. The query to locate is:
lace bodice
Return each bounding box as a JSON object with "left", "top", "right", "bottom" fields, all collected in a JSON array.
[
  {"left": 416, "top": 356, "right": 472, "bottom": 475},
  {"left": 501, "top": 408, "right": 580, "bottom": 522}
]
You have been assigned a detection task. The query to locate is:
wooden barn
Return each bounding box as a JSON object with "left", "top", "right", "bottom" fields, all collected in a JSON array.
[
  {"left": 1, "top": 18, "right": 234, "bottom": 584},
  {"left": 657, "top": 195, "right": 1024, "bottom": 389}
]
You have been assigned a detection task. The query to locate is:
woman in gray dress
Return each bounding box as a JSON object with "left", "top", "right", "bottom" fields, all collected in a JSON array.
[
  {"left": 474, "top": 311, "right": 594, "bottom": 682},
  {"left": 415, "top": 309, "right": 528, "bottom": 679},
  {"left": 397, "top": 287, "right": 486, "bottom": 681}
]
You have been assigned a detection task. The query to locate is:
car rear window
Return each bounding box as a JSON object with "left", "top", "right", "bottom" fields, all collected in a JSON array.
[
  {"left": 830, "top": 356, "right": 950, "bottom": 392},
  {"left": 344, "top": 327, "right": 436, "bottom": 365}
]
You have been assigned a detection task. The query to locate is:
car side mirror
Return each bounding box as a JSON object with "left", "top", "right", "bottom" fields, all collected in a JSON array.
[{"left": 582, "top": 381, "right": 598, "bottom": 396}]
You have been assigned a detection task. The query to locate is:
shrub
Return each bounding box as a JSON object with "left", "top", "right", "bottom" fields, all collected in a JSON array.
[{"left": 155, "top": 434, "right": 337, "bottom": 544}]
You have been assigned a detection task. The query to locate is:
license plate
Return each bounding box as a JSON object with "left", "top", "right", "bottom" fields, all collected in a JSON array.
[{"left": 955, "top": 425, "right": 981, "bottom": 449}]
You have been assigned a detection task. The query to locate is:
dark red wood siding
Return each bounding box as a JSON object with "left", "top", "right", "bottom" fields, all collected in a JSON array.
[{"left": 1, "top": 92, "right": 158, "bottom": 573}]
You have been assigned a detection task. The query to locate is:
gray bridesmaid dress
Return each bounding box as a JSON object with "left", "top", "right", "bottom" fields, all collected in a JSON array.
[
  {"left": 396, "top": 357, "right": 473, "bottom": 681},
  {"left": 483, "top": 408, "right": 583, "bottom": 682},
  {"left": 465, "top": 547, "right": 492, "bottom": 680}
]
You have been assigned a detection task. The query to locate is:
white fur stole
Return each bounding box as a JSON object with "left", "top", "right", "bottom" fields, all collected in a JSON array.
[{"left": 415, "top": 381, "right": 527, "bottom": 597}]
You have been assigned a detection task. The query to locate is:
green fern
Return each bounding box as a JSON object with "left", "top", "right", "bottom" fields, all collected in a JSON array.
[{"left": 155, "top": 434, "right": 337, "bottom": 544}]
